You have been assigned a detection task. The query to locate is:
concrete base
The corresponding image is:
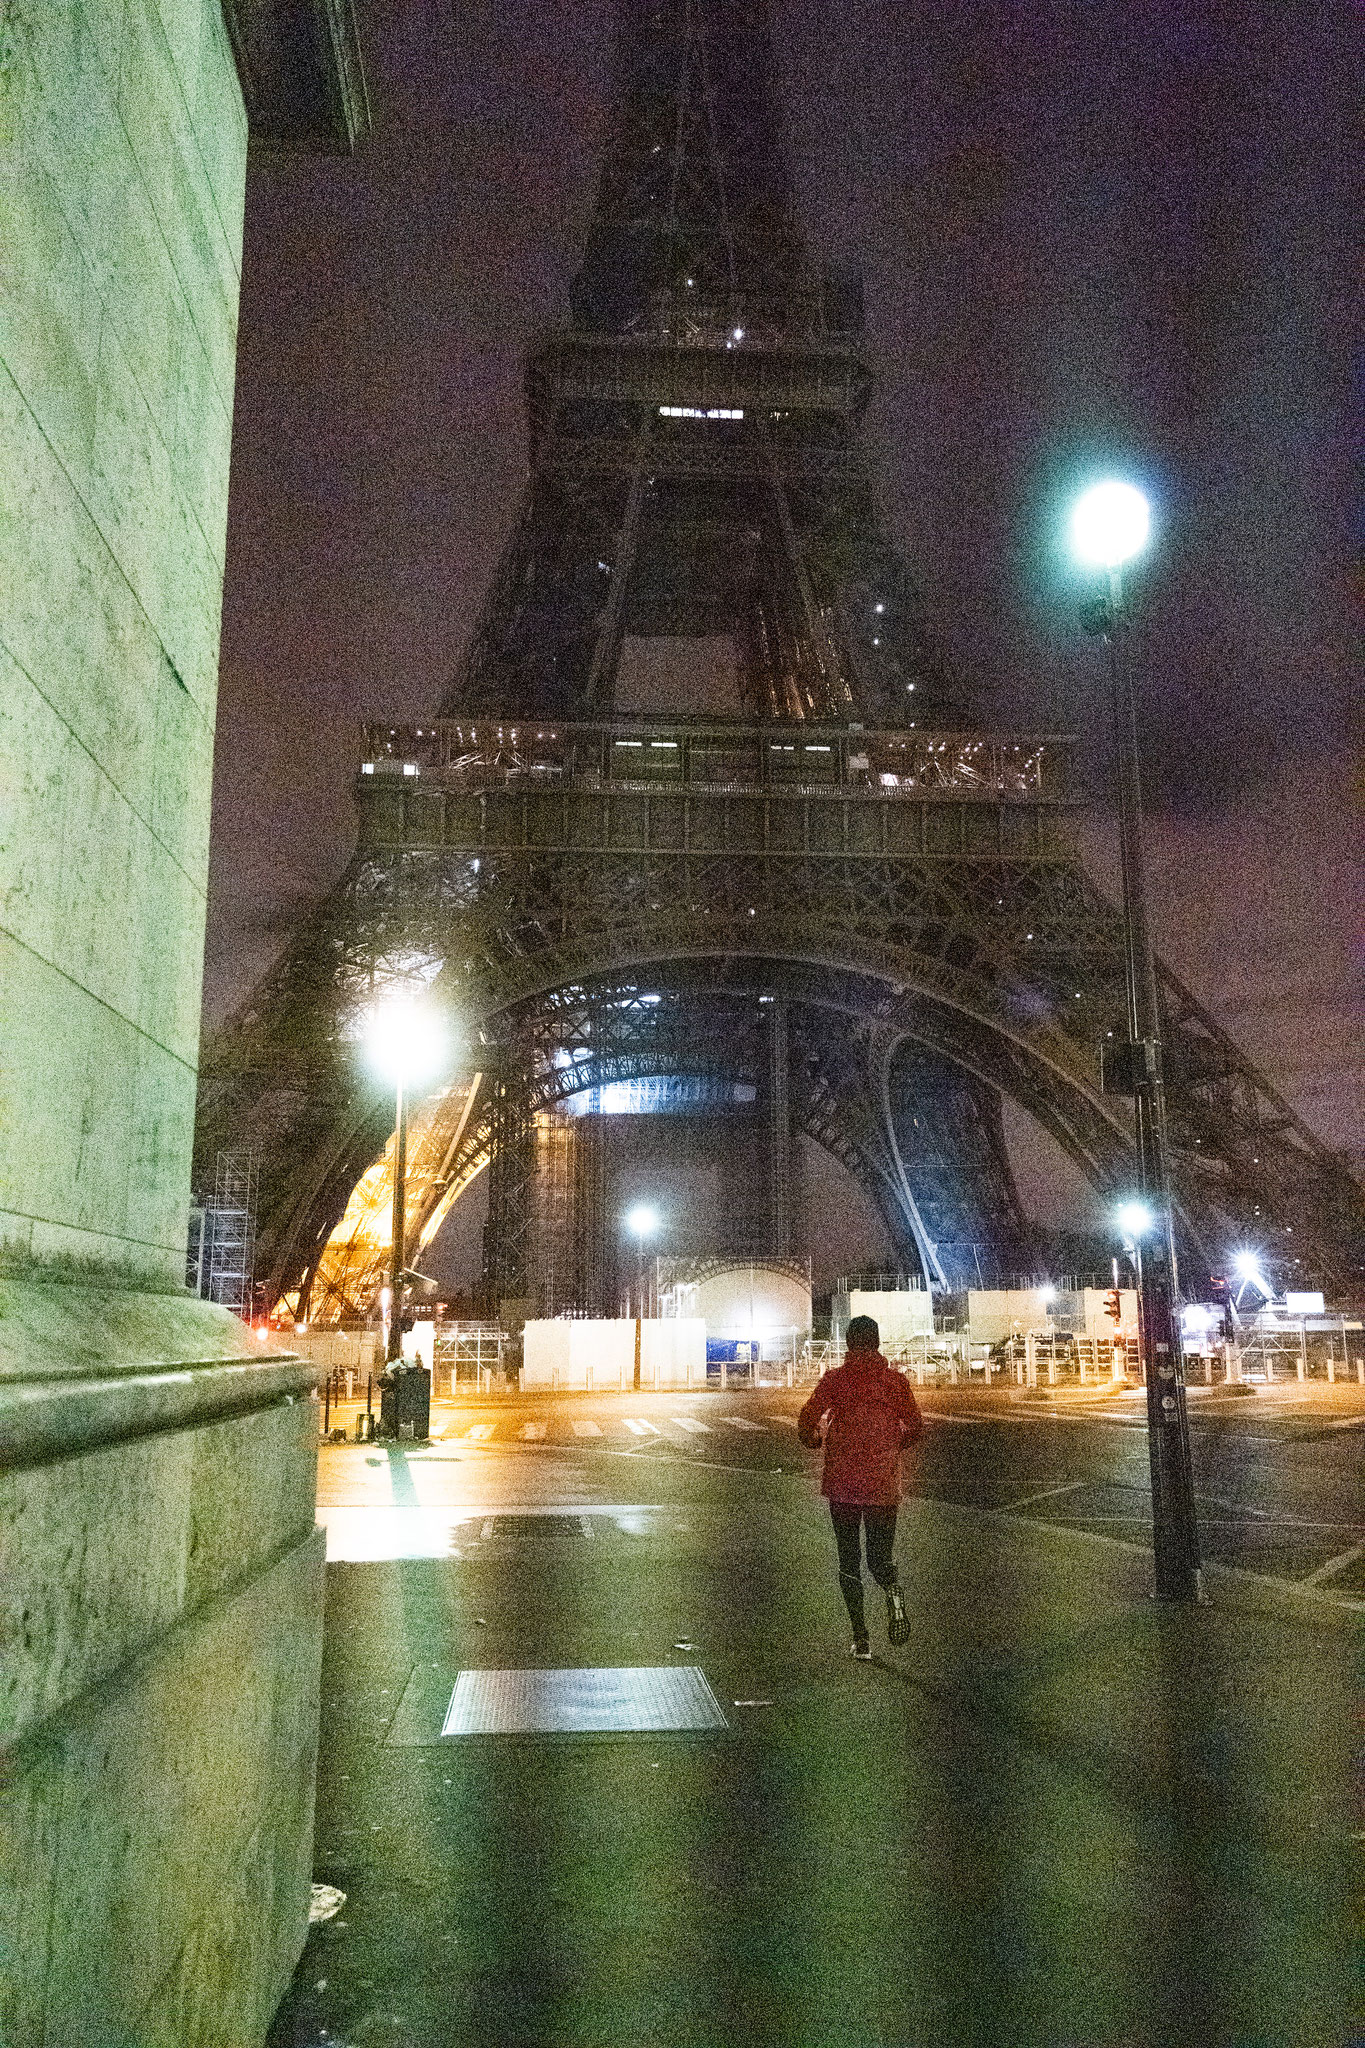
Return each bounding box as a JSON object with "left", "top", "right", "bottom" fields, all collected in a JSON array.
[{"left": 0, "top": 1274, "right": 324, "bottom": 2046}]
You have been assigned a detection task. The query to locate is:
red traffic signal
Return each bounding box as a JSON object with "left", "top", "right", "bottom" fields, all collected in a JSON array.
[{"left": 1103, "top": 1289, "right": 1123, "bottom": 1323}]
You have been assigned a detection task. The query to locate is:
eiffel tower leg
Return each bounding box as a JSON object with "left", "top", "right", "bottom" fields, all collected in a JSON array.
[{"left": 885, "top": 1046, "right": 1032, "bottom": 1290}]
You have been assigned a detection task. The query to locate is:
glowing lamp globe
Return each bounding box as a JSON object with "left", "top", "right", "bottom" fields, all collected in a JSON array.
[
  {"left": 624, "top": 1203, "right": 660, "bottom": 1240},
  {"left": 365, "top": 998, "right": 448, "bottom": 1088},
  {"left": 1071, "top": 481, "right": 1150, "bottom": 569},
  {"left": 1116, "top": 1199, "right": 1154, "bottom": 1240}
]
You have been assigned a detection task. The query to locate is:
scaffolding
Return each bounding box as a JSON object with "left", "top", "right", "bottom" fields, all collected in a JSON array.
[{"left": 194, "top": 1149, "right": 260, "bottom": 1319}]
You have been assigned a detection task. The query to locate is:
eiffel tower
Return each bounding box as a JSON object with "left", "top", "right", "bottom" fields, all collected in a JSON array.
[{"left": 197, "top": 0, "right": 1364, "bottom": 1322}]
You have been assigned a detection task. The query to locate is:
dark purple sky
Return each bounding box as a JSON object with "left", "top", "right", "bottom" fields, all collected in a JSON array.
[{"left": 210, "top": 0, "right": 1363, "bottom": 1231}]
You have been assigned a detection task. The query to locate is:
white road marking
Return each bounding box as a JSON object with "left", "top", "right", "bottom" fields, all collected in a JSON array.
[
  {"left": 571, "top": 1419, "right": 603, "bottom": 1437},
  {"left": 464, "top": 1423, "right": 496, "bottom": 1441},
  {"left": 623, "top": 1417, "right": 660, "bottom": 1434},
  {"left": 670, "top": 1416, "right": 712, "bottom": 1433},
  {"left": 1303, "top": 1545, "right": 1365, "bottom": 1588},
  {"left": 518, "top": 1420, "right": 547, "bottom": 1440},
  {"left": 1008, "top": 1480, "right": 1089, "bottom": 1511},
  {"left": 723, "top": 1416, "right": 764, "bottom": 1431}
]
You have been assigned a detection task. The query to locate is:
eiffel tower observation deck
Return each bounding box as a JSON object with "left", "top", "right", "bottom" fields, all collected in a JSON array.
[{"left": 197, "top": 0, "right": 1364, "bottom": 1323}]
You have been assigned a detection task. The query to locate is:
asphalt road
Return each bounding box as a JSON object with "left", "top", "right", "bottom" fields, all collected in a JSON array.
[
  {"left": 268, "top": 1385, "right": 1362, "bottom": 2048},
  {"left": 319, "top": 1381, "right": 1365, "bottom": 1603}
]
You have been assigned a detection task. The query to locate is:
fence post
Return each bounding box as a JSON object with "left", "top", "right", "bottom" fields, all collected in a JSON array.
[
  {"left": 1024, "top": 1332, "right": 1036, "bottom": 1389},
  {"left": 1297, "top": 1322, "right": 1307, "bottom": 1383}
]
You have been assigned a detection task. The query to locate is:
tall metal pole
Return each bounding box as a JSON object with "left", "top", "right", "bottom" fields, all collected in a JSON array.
[
  {"left": 386, "top": 1075, "right": 408, "bottom": 1364},
  {"left": 1106, "top": 567, "right": 1203, "bottom": 1601}
]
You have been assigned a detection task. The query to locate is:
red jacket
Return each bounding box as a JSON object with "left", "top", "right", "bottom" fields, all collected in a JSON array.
[{"left": 797, "top": 1351, "right": 924, "bottom": 1506}]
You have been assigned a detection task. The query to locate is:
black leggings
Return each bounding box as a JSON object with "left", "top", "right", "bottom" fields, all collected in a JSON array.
[{"left": 829, "top": 1503, "right": 899, "bottom": 1634}]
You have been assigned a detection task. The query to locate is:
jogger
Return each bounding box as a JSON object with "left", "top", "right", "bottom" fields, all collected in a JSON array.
[{"left": 797, "top": 1316, "right": 924, "bottom": 1657}]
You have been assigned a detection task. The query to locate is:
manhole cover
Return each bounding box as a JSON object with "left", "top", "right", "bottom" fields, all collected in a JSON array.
[{"left": 441, "top": 1666, "right": 728, "bottom": 1735}]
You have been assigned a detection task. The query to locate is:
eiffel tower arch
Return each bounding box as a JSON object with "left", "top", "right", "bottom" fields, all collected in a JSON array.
[{"left": 197, "top": 0, "right": 1365, "bottom": 1320}]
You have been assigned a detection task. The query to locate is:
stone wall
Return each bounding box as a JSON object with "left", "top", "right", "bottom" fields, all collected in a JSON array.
[
  {"left": 0, "top": 0, "right": 247, "bottom": 1283},
  {"left": 0, "top": 1284, "right": 325, "bottom": 2044},
  {"left": 0, "top": 2, "right": 365, "bottom": 2040}
]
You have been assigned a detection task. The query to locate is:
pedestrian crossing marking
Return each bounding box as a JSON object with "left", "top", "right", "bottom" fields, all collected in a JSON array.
[
  {"left": 464, "top": 1423, "right": 496, "bottom": 1440},
  {"left": 722, "top": 1416, "right": 764, "bottom": 1431},
  {"left": 670, "top": 1416, "right": 712, "bottom": 1433},
  {"left": 623, "top": 1417, "right": 661, "bottom": 1434},
  {"left": 518, "top": 1421, "right": 547, "bottom": 1440},
  {"left": 571, "top": 1419, "right": 603, "bottom": 1437}
]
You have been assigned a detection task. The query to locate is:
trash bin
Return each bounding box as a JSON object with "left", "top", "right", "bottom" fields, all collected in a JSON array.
[{"left": 377, "top": 1363, "right": 431, "bottom": 1441}]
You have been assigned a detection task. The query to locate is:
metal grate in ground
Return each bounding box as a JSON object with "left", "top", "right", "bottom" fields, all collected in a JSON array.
[{"left": 441, "top": 1666, "right": 728, "bottom": 1736}]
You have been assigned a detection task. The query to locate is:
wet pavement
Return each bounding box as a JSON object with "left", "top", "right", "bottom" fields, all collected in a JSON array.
[{"left": 269, "top": 1387, "right": 1363, "bottom": 2047}]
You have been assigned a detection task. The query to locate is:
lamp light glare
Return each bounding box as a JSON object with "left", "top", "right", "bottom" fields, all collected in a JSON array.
[
  {"left": 364, "top": 998, "right": 448, "bottom": 1088},
  {"left": 1233, "top": 1250, "right": 1266, "bottom": 1285},
  {"left": 624, "top": 1203, "right": 660, "bottom": 1239},
  {"left": 1071, "top": 480, "right": 1150, "bottom": 569},
  {"left": 1116, "top": 1199, "right": 1154, "bottom": 1240}
]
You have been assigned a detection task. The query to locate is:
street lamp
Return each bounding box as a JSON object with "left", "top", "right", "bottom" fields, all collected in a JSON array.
[
  {"left": 1073, "top": 480, "right": 1203, "bottom": 1602},
  {"left": 365, "top": 996, "right": 449, "bottom": 1363},
  {"left": 623, "top": 1203, "right": 660, "bottom": 1388}
]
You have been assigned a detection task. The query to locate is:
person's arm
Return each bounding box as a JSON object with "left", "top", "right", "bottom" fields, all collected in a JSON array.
[
  {"left": 797, "top": 1372, "right": 836, "bottom": 1447},
  {"left": 898, "top": 1378, "right": 925, "bottom": 1446}
]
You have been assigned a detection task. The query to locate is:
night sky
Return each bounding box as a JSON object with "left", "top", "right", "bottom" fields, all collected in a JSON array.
[{"left": 207, "top": 0, "right": 1363, "bottom": 1268}]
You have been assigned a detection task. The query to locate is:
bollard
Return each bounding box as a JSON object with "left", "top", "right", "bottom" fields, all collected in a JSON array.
[
  {"left": 721, "top": 1356, "right": 728, "bottom": 1391},
  {"left": 322, "top": 1374, "right": 331, "bottom": 1433},
  {"left": 1297, "top": 1323, "right": 1307, "bottom": 1383}
]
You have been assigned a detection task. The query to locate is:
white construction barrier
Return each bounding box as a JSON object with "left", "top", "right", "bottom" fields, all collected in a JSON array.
[
  {"left": 847, "top": 1289, "right": 934, "bottom": 1346},
  {"left": 522, "top": 1318, "right": 707, "bottom": 1389}
]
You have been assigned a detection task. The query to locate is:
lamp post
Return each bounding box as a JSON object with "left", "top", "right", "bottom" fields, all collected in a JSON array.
[
  {"left": 624, "top": 1204, "right": 660, "bottom": 1389},
  {"left": 1072, "top": 482, "right": 1203, "bottom": 1602},
  {"left": 365, "top": 997, "right": 449, "bottom": 1364}
]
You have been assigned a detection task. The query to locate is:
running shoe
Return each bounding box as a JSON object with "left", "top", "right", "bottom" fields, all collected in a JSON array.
[
  {"left": 886, "top": 1584, "right": 910, "bottom": 1647},
  {"left": 849, "top": 1637, "right": 872, "bottom": 1661}
]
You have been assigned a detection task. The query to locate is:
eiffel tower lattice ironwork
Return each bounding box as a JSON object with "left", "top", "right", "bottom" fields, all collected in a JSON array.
[{"left": 196, "top": 0, "right": 1364, "bottom": 1321}]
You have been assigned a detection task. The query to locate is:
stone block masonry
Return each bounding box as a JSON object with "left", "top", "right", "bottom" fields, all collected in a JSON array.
[
  {"left": 0, "top": 0, "right": 365, "bottom": 2040},
  {"left": 0, "top": 0, "right": 245, "bottom": 1282}
]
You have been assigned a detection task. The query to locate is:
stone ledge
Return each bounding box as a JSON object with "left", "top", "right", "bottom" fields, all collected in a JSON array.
[
  {"left": 1, "top": 1357, "right": 317, "bottom": 1468},
  {"left": 221, "top": 0, "right": 371, "bottom": 152},
  {"left": 0, "top": 1273, "right": 315, "bottom": 1466}
]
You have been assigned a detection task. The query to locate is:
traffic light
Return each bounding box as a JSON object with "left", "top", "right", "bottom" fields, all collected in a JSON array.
[{"left": 1103, "top": 1288, "right": 1123, "bottom": 1324}]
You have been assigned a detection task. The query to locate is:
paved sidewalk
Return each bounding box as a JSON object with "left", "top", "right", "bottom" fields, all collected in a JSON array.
[{"left": 270, "top": 1435, "right": 1361, "bottom": 2047}]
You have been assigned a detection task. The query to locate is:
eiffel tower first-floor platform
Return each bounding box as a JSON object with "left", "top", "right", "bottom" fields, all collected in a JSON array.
[{"left": 195, "top": 714, "right": 1365, "bottom": 1322}]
